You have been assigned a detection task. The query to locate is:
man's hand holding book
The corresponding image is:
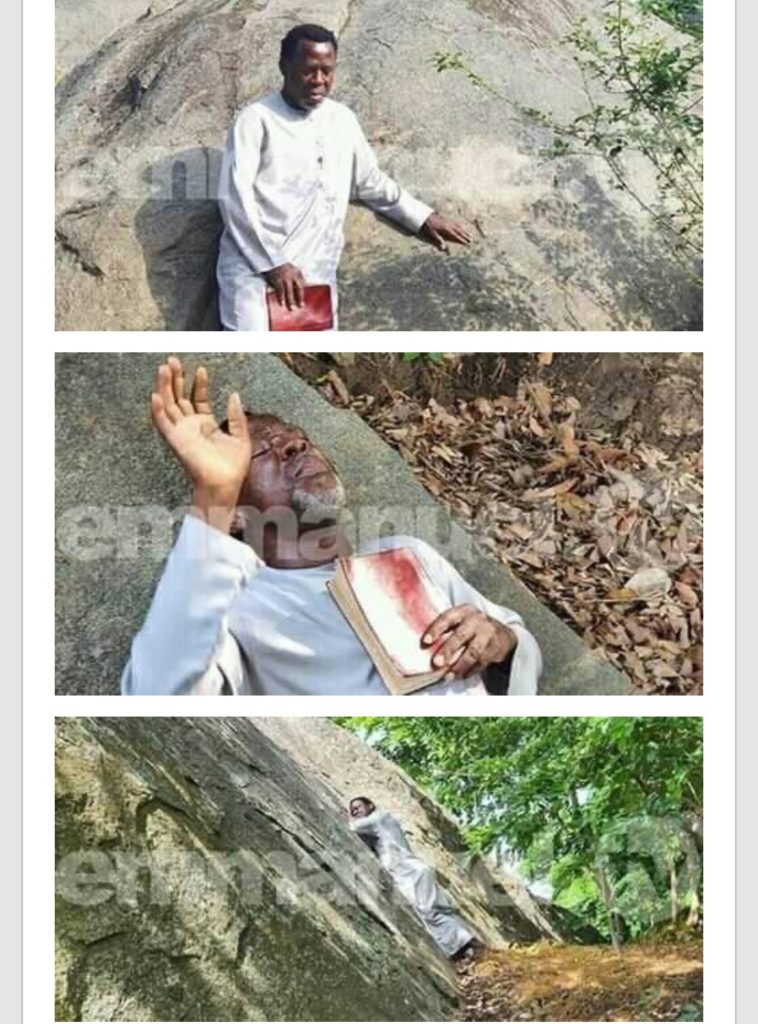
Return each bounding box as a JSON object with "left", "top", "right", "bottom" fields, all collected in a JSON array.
[{"left": 423, "top": 605, "right": 518, "bottom": 682}]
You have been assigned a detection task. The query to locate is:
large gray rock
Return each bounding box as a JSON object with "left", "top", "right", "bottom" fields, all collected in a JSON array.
[
  {"left": 257, "top": 717, "right": 561, "bottom": 946},
  {"left": 56, "top": 0, "right": 181, "bottom": 80},
  {"left": 55, "top": 717, "right": 461, "bottom": 1021},
  {"left": 55, "top": 353, "right": 631, "bottom": 694},
  {"left": 55, "top": 0, "right": 701, "bottom": 330}
]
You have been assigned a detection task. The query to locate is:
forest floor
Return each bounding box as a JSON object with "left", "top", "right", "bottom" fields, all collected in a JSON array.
[
  {"left": 283, "top": 353, "right": 703, "bottom": 694},
  {"left": 453, "top": 938, "right": 703, "bottom": 1021}
]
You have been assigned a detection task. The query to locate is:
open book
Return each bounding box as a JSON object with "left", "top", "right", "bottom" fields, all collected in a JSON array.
[{"left": 327, "top": 548, "right": 450, "bottom": 694}]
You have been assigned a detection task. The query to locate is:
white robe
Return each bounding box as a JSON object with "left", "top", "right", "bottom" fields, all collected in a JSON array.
[
  {"left": 216, "top": 91, "right": 433, "bottom": 331},
  {"left": 351, "top": 809, "right": 474, "bottom": 957},
  {"left": 121, "top": 515, "right": 542, "bottom": 696}
]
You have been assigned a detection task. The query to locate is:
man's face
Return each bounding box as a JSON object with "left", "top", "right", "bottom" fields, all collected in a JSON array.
[
  {"left": 349, "top": 799, "right": 372, "bottom": 818},
  {"left": 282, "top": 39, "right": 337, "bottom": 109},
  {"left": 237, "top": 414, "right": 345, "bottom": 521}
]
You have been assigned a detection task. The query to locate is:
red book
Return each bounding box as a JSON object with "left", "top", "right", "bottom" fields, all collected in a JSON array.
[
  {"left": 266, "top": 284, "right": 334, "bottom": 331},
  {"left": 327, "top": 548, "right": 451, "bottom": 694}
]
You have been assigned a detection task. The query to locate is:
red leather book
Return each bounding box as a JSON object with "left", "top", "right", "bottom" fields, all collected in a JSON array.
[
  {"left": 327, "top": 548, "right": 450, "bottom": 694},
  {"left": 266, "top": 284, "right": 334, "bottom": 331}
]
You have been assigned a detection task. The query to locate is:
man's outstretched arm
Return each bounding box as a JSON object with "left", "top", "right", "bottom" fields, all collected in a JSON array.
[
  {"left": 121, "top": 515, "right": 260, "bottom": 695},
  {"left": 349, "top": 115, "right": 473, "bottom": 249},
  {"left": 122, "top": 358, "right": 260, "bottom": 696}
]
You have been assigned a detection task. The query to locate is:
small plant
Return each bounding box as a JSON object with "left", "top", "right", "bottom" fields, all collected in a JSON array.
[
  {"left": 430, "top": 51, "right": 499, "bottom": 96},
  {"left": 433, "top": 0, "right": 703, "bottom": 277},
  {"left": 527, "top": 0, "right": 704, "bottom": 267},
  {"left": 677, "top": 1003, "right": 703, "bottom": 1021}
]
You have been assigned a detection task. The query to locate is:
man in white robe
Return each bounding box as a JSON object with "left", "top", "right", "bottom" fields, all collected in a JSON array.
[
  {"left": 216, "top": 23, "right": 472, "bottom": 330},
  {"left": 349, "top": 797, "right": 479, "bottom": 959},
  {"left": 121, "top": 358, "right": 543, "bottom": 696}
]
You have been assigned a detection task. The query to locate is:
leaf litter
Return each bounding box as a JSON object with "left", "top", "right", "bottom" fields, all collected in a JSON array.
[
  {"left": 453, "top": 939, "right": 703, "bottom": 1021},
  {"left": 285, "top": 354, "right": 703, "bottom": 695}
]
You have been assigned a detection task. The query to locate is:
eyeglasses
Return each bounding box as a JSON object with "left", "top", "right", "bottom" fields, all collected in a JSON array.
[{"left": 250, "top": 426, "right": 309, "bottom": 461}]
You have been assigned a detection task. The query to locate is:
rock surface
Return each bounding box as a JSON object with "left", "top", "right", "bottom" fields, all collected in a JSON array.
[
  {"left": 257, "top": 717, "right": 561, "bottom": 947},
  {"left": 55, "top": 0, "right": 702, "bottom": 330},
  {"left": 55, "top": 353, "right": 631, "bottom": 694},
  {"left": 55, "top": 717, "right": 555, "bottom": 1020}
]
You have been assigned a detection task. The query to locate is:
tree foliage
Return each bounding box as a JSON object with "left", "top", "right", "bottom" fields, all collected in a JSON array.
[
  {"left": 335, "top": 717, "right": 702, "bottom": 945},
  {"left": 529, "top": 0, "right": 703, "bottom": 267},
  {"left": 434, "top": 0, "right": 703, "bottom": 275}
]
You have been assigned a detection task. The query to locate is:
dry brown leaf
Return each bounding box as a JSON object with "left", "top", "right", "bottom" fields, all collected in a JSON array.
[
  {"left": 605, "top": 588, "right": 640, "bottom": 603},
  {"left": 556, "top": 492, "right": 594, "bottom": 515},
  {"left": 528, "top": 382, "right": 553, "bottom": 419},
  {"left": 557, "top": 421, "right": 580, "bottom": 457},
  {"left": 596, "top": 532, "right": 616, "bottom": 558},
  {"left": 537, "top": 352, "right": 554, "bottom": 365},
  {"left": 626, "top": 566, "right": 672, "bottom": 600},
  {"left": 537, "top": 456, "right": 572, "bottom": 476},
  {"left": 326, "top": 369, "right": 350, "bottom": 404},
  {"left": 472, "top": 397, "right": 493, "bottom": 418},
  {"left": 675, "top": 581, "right": 699, "bottom": 607},
  {"left": 506, "top": 523, "right": 533, "bottom": 541},
  {"left": 522, "top": 478, "right": 579, "bottom": 501}
]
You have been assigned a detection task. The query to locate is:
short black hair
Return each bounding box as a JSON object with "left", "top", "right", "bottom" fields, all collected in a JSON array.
[
  {"left": 349, "top": 796, "right": 375, "bottom": 813},
  {"left": 280, "top": 24, "right": 338, "bottom": 67}
]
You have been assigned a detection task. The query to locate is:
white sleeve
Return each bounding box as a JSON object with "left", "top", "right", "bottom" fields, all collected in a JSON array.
[
  {"left": 218, "top": 108, "right": 287, "bottom": 273},
  {"left": 402, "top": 538, "right": 543, "bottom": 695},
  {"left": 349, "top": 810, "right": 388, "bottom": 836},
  {"left": 121, "top": 515, "right": 263, "bottom": 696},
  {"left": 350, "top": 115, "right": 433, "bottom": 233}
]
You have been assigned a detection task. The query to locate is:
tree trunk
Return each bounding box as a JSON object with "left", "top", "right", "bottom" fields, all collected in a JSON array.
[
  {"left": 669, "top": 854, "right": 679, "bottom": 924},
  {"left": 595, "top": 866, "right": 623, "bottom": 952},
  {"left": 686, "top": 853, "right": 702, "bottom": 928}
]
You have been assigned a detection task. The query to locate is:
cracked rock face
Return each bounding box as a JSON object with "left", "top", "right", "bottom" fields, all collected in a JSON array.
[
  {"left": 55, "top": 717, "right": 460, "bottom": 1022},
  {"left": 55, "top": 0, "right": 701, "bottom": 330},
  {"left": 256, "top": 717, "right": 560, "bottom": 947}
]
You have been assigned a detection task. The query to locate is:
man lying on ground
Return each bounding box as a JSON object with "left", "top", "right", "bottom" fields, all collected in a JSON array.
[
  {"left": 121, "top": 358, "right": 542, "bottom": 695},
  {"left": 217, "top": 23, "right": 471, "bottom": 330}
]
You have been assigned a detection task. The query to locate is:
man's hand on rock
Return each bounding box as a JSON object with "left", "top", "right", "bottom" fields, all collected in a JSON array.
[
  {"left": 420, "top": 213, "right": 473, "bottom": 252},
  {"left": 423, "top": 604, "right": 517, "bottom": 680},
  {"left": 264, "top": 263, "right": 307, "bottom": 310},
  {"left": 150, "top": 357, "right": 252, "bottom": 534}
]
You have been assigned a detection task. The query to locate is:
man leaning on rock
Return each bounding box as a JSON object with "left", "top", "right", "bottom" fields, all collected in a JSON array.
[
  {"left": 216, "top": 23, "right": 471, "bottom": 330},
  {"left": 121, "top": 358, "right": 542, "bottom": 696}
]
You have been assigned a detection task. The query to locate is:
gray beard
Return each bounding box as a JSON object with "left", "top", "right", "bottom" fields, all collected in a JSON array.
[{"left": 291, "top": 477, "right": 347, "bottom": 524}]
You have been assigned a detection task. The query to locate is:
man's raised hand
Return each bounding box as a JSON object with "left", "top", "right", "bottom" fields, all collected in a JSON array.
[
  {"left": 151, "top": 357, "right": 252, "bottom": 531},
  {"left": 421, "top": 212, "right": 473, "bottom": 252}
]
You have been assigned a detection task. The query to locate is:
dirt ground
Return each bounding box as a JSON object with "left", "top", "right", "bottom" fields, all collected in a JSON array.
[
  {"left": 283, "top": 353, "right": 703, "bottom": 694},
  {"left": 454, "top": 938, "right": 703, "bottom": 1022}
]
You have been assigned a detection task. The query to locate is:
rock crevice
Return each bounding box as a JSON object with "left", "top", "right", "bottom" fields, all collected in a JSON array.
[{"left": 56, "top": 717, "right": 558, "bottom": 1021}]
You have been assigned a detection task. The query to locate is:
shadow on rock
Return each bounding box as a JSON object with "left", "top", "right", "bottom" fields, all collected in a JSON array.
[
  {"left": 339, "top": 236, "right": 546, "bottom": 332},
  {"left": 526, "top": 165, "right": 703, "bottom": 331},
  {"left": 135, "top": 147, "right": 224, "bottom": 330},
  {"left": 340, "top": 161, "right": 702, "bottom": 332}
]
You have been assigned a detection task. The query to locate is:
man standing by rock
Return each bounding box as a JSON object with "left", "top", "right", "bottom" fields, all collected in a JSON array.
[{"left": 217, "top": 23, "right": 472, "bottom": 330}]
